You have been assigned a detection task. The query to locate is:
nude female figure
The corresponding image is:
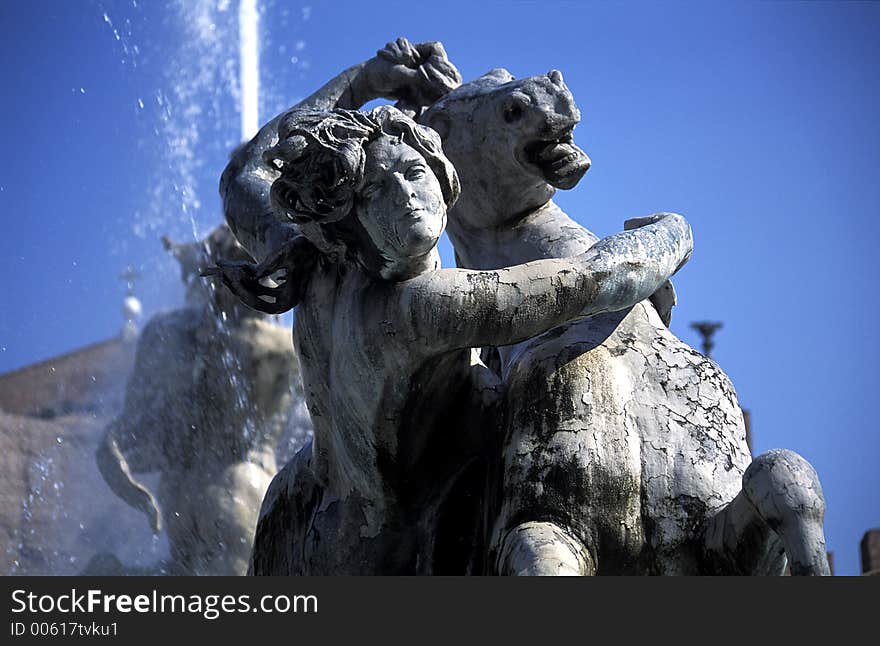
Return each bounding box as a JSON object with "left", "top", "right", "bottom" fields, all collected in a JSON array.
[{"left": 213, "top": 96, "right": 693, "bottom": 573}]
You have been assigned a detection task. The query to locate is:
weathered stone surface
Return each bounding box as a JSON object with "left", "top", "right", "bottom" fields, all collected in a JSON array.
[
  {"left": 420, "top": 65, "right": 827, "bottom": 575},
  {"left": 219, "top": 42, "right": 693, "bottom": 575}
]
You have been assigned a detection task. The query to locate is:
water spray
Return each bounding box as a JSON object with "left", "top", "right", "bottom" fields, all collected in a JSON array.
[{"left": 239, "top": 0, "right": 260, "bottom": 141}]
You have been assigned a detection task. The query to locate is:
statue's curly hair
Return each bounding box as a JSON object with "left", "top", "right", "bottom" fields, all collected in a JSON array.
[{"left": 262, "top": 106, "right": 459, "bottom": 274}]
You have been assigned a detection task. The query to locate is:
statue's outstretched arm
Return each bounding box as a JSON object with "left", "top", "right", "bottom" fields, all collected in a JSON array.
[
  {"left": 403, "top": 213, "right": 693, "bottom": 352},
  {"left": 96, "top": 423, "right": 162, "bottom": 534},
  {"left": 222, "top": 38, "right": 461, "bottom": 262},
  {"left": 623, "top": 216, "right": 678, "bottom": 327}
]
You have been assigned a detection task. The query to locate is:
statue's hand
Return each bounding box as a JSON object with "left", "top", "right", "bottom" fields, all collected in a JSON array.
[
  {"left": 202, "top": 236, "right": 314, "bottom": 314},
  {"left": 377, "top": 36, "right": 422, "bottom": 69},
  {"left": 648, "top": 280, "right": 676, "bottom": 327},
  {"left": 368, "top": 37, "right": 462, "bottom": 112},
  {"left": 623, "top": 214, "right": 673, "bottom": 230},
  {"left": 202, "top": 260, "right": 292, "bottom": 315},
  {"left": 202, "top": 261, "right": 264, "bottom": 311},
  {"left": 624, "top": 214, "right": 681, "bottom": 327},
  {"left": 624, "top": 212, "right": 692, "bottom": 272}
]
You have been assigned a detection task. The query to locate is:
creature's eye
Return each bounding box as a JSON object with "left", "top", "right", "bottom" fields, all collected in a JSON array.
[
  {"left": 503, "top": 93, "right": 531, "bottom": 123},
  {"left": 504, "top": 103, "right": 523, "bottom": 123},
  {"left": 405, "top": 165, "right": 427, "bottom": 180}
]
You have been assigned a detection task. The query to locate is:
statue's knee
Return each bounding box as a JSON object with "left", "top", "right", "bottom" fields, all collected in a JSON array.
[
  {"left": 497, "top": 521, "right": 593, "bottom": 576},
  {"left": 743, "top": 449, "right": 825, "bottom": 525}
]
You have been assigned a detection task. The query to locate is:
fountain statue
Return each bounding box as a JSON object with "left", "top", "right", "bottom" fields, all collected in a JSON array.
[
  {"left": 84, "top": 225, "right": 299, "bottom": 575},
  {"left": 417, "top": 65, "right": 827, "bottom": 575},
  {"left": 211, "top": 38, "right": 828, "bottom": 575}
]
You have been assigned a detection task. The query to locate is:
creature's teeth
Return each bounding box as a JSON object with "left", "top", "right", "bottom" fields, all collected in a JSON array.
[{"left": 550, "top": 151, "right": 581, "bottom": 170}]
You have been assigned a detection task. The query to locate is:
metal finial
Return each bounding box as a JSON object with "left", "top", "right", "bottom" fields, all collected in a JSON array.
[
  {"left": 690, "top": 321, "right": 723, "bottom": 358},
  {"left": 119, "top": 265, "right": 142, "bottom": 297},
  {"left": 119, "top": 265, "right": 143, "bottom": 341}
]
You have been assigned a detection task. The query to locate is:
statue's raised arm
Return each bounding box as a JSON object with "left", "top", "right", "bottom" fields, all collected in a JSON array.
[
  {"left": 400, "top": 212, "right": 692, "bottom": 353},
  {"left": 221, "top": 38, "right": 461, "bottom": 262}
]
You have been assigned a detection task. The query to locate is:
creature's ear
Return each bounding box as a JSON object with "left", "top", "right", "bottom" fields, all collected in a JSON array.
[
  {"left": 422, "top": 111, "right": 452, "bottom": 141},
  {"left": 479, "top": 68, "right": 515, "bottom": 85}
]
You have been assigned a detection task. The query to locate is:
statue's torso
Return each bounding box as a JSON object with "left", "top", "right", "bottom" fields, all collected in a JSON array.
[{"left": 285, "top": 264, "right": 491, "bottom": 574}]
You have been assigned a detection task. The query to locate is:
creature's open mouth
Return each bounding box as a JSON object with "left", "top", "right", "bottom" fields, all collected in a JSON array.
[{"left": 523, "top": 127, "right": 591, "bottom": 190}]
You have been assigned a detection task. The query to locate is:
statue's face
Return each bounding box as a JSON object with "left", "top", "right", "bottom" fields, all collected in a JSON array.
[{"left": 356, "top": 135, "right": 446, "bottom": 265}]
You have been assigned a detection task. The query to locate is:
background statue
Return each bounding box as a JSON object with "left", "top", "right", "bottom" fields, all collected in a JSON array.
[
  {"left": 214, "top": 50, "right": 693, "bottom": 573},
  {"left": 86, "top": 224, "right": 298, "bottom": 575},
  {"left": 415, "top": 64, "right": 829, "bottom": 574}
]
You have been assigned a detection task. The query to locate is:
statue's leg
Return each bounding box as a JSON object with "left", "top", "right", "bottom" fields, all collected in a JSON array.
[
  {"left": 743, "top": 449, "right": 829, "bottom": 575},
  {"left": 496, "top": 521, "right": 595, "bottom": 576},
  {"left": 703, "top": 449, "right": 829, "bottom": 575}
]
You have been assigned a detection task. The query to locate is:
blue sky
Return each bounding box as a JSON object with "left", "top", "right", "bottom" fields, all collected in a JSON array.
[{"left": 0, "top": 0, "right": 877, "bottom": 575}]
